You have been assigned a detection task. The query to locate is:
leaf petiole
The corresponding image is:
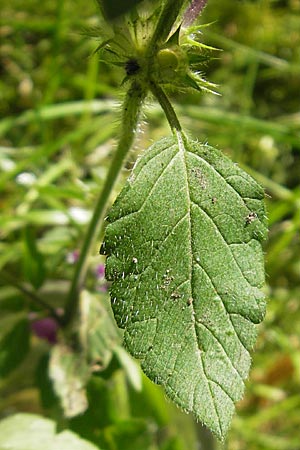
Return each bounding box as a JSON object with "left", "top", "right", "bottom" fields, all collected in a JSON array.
[{"left": 149, "top": 80, "right": 182, "bottom": 132}]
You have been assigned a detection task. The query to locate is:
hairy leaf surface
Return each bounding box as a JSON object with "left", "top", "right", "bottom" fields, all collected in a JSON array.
[{"left": 101, "top": 134, "right": 267, "bottom": 439}]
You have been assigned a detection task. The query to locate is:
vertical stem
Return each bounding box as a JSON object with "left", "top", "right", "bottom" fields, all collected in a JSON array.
[{"left": 63, "top": 81, "right": 146, "bottom": 327}]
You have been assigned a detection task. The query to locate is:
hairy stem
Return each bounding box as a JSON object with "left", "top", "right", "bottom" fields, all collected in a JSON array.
[
  {"left": 63, "top": 81, "right": 147, "bottom": 327},
  {"left": 149, "top": 80, "right": 182, "bottom": 132}
]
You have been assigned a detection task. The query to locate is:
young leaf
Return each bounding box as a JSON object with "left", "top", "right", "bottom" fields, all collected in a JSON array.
[
  {"left": 0, "top": 413, "right": 100, "bottom": 450},
  {"left": 49, "top": 344, "right": 90, "bottom": 418},
  {"left": 101, "top": 134, "right": 267, "bottom": 439},
  {"left": 22, "top": 227, "right": 46, "bottom": 290},
  {"left": 79, "top": 290, "right": 121, "bottom": 370},
  {"left": 0, "top": 318, "right": 30, "bottom": 378}
]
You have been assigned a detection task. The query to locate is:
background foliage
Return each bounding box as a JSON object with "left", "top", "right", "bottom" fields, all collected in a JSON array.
[{"left": 1, "top": 0, "right": 300, "bottom": 449}]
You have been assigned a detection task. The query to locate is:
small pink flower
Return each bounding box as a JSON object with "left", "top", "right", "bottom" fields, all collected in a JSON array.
[
  {"left": 66, "top": 250, "right": 80, "bottom": 264},
  {"left": 95, "top": 264, "right": 105, "bottom": 279}
]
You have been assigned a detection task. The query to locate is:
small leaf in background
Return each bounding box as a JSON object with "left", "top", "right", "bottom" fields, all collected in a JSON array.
[
  {"left": 114, "top": 345, "right": 142, "bottom": 392},
  {"left": 99, "top": 419, "right": 156, "bottom": 450},
  {"left": 101, "top": 134, "right": 268, "bottom": 439},
  {"left": 79, "top": 290, "right": 121, "bottom": 371},
  {"left": 0, "top": 413, "right": 100, "bottom": 450},
  {"left": 0, "top": 318, "right": 30, "bottom": 378},
  {"left": 36, "top": 354, "right": 58, "bottom": 410},
  {"left": 22, "top": 226, "right": 46, "bottom": 290},
  {"left": 49, "top": 344, "right": 90, "bottom": 418},
  {"left": 0, "top": 286, "right": 24, "bottom": 312}
]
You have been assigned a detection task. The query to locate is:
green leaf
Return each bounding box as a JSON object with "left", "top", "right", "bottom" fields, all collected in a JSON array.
[
  {"left": 22, "top": 227, "right": 46, "bottom": 289},
  {"left": 36, "top": 354, "right": 58, "bottom": 409},
  {"left": 49, "top": 344, "right": 90, "bottom": 418},
  {"left": 79, "top": 290, "right": 121, "bottom": 370},
  {"left": 99, "top": 419, "right": 157, "bottom": 450},
  {"left": 101, "top": 134, "right": 268, "bottom": 439},
  {"left": 114, "top": 345, "right": 142, "bottom": 391},
  {"left": 0, "top": 413, "right": 100, "bottom": 450},
  {"left": 0, "top": 318, "right": 30, "bottom": 378}
]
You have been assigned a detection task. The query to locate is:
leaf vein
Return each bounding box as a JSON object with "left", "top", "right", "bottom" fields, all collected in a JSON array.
[
  {"left": 110, "top": 145, "right": 177, "bottom": 225},
  {"left": 194, "top": 258, "right": 250, "bottom": 354},
  {"left": 187, "top": 150, "right": 263, "bottom": 216},
  {"left": 191, "top": 199, "right": 254, "bottom": 287},
  {"left": 197, "top": 321, "right": 244, "bottom": 380},
  {"left": 178, "top": 131, "right": 222, "bottom": 434}
]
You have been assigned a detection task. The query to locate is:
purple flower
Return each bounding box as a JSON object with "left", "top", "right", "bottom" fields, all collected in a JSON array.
[
  {"left": 31, "top": 317, "right": 58, "bottom": 344},
  {"left": 66, "top": 250, "right": 79, "bottom": 264},
  {"left": 95, "top": 264, "right": 105, "bottom": 279}
]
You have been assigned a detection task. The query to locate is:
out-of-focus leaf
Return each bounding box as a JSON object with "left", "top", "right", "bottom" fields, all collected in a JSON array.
[
  {"left": 0, "top": 413, "right": 100, "bottom": 450},
  {"left": 79, "top": 290, "right": 121, "bottom": 370},
  {"left": 0, "top": 318, "right": 30, "bottom": 378},
  {"left": 36, "top": 354, "right": 58, "bottom": 410},
  {"left": 22, "top": 227, "right": 46, "bottom": 289},
  {"left": 0, "top": 286, "right": 24, "bottom": 312},
  {"left": 114, "top": 345, "right": 142, "bottom": 391},
  {"left": 49, "top": 344, "right": 90, "bottom": 418},
  {"left": 161, "top": 436, "right": 186, "bottom": 450},
  {"left": 99, "top": 419, "right": 156, "bottom": 450}
]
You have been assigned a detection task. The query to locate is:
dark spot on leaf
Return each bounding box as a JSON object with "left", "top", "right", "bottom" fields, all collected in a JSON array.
[
  {"left": 190, "top": 168, "right": 207, "bottom": 189},
  {"left": 245, "top": 211, "right": 258, "bottom": 225},
  {"left": 162, "top": 273, "right": 174, "bottom": 286}
]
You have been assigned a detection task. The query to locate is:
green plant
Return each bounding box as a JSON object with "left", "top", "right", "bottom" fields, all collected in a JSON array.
[
  {"left": 1, "top": 0, "right": 300, "bottom": 449},
  {"left": 91, "top": 0, "right": 267, "bottom": 440}
]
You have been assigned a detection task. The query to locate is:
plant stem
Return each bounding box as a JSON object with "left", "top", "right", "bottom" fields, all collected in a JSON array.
[
  {"left": 63, "top": 81, "right": 147, "bottom": 327},
  {"left": 149, "top": 80, "right": 182, "bottom": 132},
  {"left": 0, "top": 270, "right": 61, "bottom": 321}
]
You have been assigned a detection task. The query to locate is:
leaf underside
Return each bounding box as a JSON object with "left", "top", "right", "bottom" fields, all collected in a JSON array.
[{"left": 101, "top": 134, "right": 267, "bottom": 439}]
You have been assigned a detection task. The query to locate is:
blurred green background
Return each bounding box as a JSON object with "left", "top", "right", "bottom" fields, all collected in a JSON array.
[{"left": 1, "top": 0, "right": 300, "bottom": 449}]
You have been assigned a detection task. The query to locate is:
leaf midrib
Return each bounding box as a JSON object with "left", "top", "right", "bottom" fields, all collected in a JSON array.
[{"left": 175, "top": 130, "right": 223, "bottom": 435}]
